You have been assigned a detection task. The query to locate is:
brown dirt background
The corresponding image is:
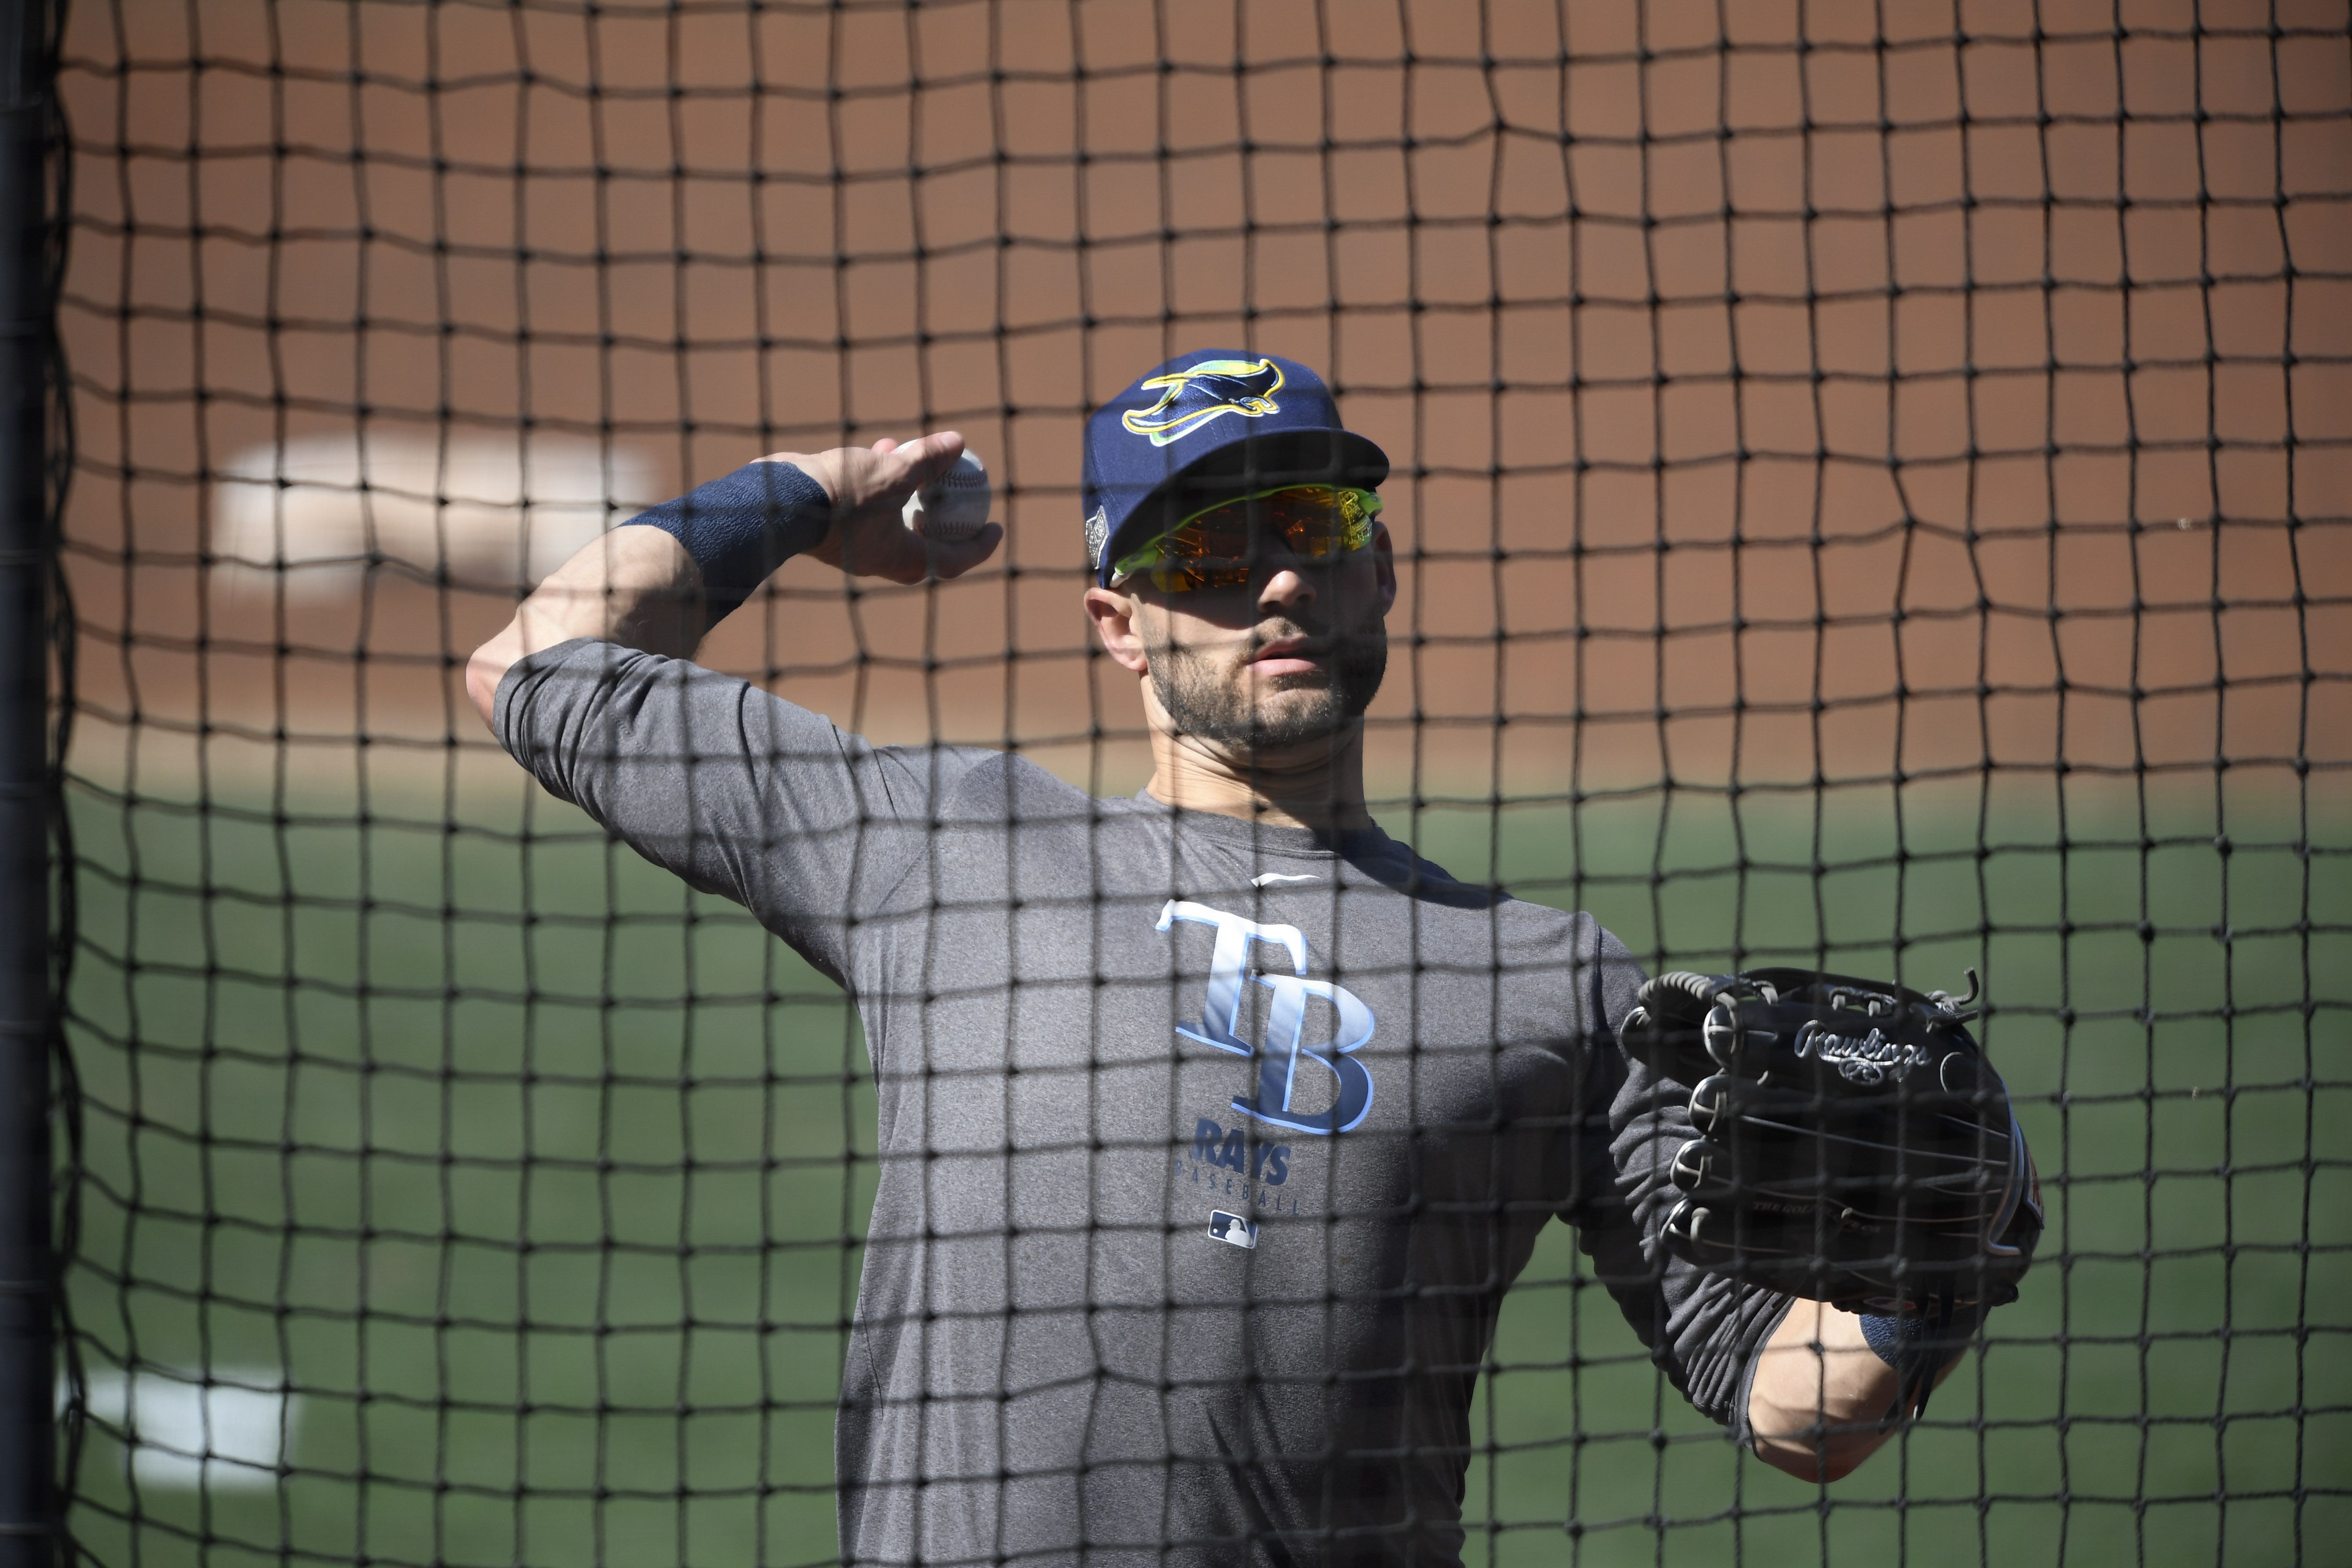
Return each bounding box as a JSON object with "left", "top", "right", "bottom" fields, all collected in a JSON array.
[{"left": 52, "top": 0, "right": 2352, "bottom": 804}]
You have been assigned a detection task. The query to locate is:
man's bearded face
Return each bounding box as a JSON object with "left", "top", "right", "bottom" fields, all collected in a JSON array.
[{"left": 1136, "top": 547, "right": 1390, "bottom": 751}]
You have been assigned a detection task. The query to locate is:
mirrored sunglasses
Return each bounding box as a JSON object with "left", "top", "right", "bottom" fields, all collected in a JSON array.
[{"left": 1111, "top": 485, "right": 1381, "bottom": 593}]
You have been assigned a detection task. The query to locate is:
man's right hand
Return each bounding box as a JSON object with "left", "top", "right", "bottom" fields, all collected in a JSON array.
[
  {"left": 787, "top": 431, "right": 1004, "bottom": 585},
  {"left": 465, "top": 431, "right": 1005, "bottom": 728}
]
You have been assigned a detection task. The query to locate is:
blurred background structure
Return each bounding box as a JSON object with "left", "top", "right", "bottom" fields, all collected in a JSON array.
[{"left": 33, "top": 1, "right": 2350, "bottom": 1565}]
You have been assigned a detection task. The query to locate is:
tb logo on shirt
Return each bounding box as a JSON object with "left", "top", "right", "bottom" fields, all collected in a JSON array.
[{"left": 1157, "top": 900, "right": 1375, "bottom": 1136}]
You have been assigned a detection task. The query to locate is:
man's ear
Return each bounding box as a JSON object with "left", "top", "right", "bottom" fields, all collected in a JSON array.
[
  {"left": 1083, "top": 585, "right": 1153, "bottom": 675},
  {"left": 1372, "top": 521, "right": 1398, "bottom": 615}
]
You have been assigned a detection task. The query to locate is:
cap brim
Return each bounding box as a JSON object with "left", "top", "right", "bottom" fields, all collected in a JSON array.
[{"left": 1097, "top": 427, "right": 1390, "bottom": 582}]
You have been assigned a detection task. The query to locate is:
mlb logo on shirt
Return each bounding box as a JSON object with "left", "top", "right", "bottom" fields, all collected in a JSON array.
[{"left": 1206, "top": 1211, "right": 1258, "bottom": 1250}]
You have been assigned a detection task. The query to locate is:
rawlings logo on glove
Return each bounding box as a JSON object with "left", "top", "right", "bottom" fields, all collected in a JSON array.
[{"left": 1793, "top": 1021, "right": 1930, "bottom": 1085}]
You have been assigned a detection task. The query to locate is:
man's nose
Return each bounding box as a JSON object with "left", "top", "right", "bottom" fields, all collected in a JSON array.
[{"left": 1258, "top": 563, "right": 1317, "bottom": 615}]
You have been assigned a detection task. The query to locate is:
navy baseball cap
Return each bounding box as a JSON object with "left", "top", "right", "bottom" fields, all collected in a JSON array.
[{"left": 1082, "top": 350, "right": 1389, "bottom": 585}]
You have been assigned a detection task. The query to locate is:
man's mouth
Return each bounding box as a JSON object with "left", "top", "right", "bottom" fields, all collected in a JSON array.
[{"left": 1249, "top": 635, "right": 1329, "bottom": 677}]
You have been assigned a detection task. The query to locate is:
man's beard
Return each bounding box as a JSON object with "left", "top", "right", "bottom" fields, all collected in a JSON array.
[{"left": 1149, "top": 624, "right": 1388, "bottom": 749}]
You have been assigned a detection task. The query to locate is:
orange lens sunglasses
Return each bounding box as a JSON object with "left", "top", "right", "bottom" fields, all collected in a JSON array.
[{"left": 1111, "top": 485, "right": 1380, "bottom": 593}]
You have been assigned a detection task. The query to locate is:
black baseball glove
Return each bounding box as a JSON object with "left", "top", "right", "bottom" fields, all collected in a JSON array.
[{"left": 1622, "top": 967, "right": 2043, "bottom": 1414}]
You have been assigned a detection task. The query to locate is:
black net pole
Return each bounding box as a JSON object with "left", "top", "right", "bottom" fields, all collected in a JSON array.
[{"left": 0, "top": 2, "right": 56, "bottom": 1566}]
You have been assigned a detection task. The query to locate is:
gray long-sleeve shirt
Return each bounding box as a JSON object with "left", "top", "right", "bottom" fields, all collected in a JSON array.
[{"left": 495, "top": 640, "right": 1791, "bottom": 1568}]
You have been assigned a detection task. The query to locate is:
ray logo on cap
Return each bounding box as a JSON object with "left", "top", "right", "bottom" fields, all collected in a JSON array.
[
  {"left": 1120, "top": 357, "right": 1286, "bottom": 446},
  {"left": 1083, "top": 349, "right": 1389, "bottom": 584}
]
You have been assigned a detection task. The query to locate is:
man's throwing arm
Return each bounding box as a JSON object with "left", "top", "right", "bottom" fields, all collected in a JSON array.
[{"left": 464, "top": 433, "right": 1003, "bottom": 974}]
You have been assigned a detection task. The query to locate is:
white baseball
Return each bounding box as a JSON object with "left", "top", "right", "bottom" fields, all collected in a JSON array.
[{"left": 902, "top": 450, "right": 991, "bottom": 542}]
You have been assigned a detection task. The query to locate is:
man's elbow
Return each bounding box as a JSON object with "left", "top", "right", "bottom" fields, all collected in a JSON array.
[
  {"left": 1753, "top": 1426, "right": 1886, "bottom": 1484},
  {"left": 1812, "top": 1444, "right": 1875, "bottom": 1484},
  {"left": 466, "top": 627, "right": 523, "bottom": 730}
]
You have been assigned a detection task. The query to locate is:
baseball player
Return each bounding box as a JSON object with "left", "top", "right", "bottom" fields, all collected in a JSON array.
[{"left": 467, "top": 351, "right": 2039, "bottom": 1565}]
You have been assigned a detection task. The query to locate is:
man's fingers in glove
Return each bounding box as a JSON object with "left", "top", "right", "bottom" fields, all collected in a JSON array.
[
  {"left": 1671, "top": 1130, "right": 2018, "bottom": 1219},
  {"left": 1621, "top": 972, "right": 1739, "bottom": 1082},
  {"left": 1665, "top": 1199, "right": 2028, "bottom": 1312},
  {"left": 1633, "top": 970, "right": 1733, "bottom": 1022}
]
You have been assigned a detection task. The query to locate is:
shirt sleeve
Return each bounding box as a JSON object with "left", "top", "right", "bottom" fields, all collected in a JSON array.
[
  {"left": 492, "top": 638, "right": 992, "bottom": 981},
  {"left": 1560, "top": 927, "right": 1797, "bottom": 1428}
]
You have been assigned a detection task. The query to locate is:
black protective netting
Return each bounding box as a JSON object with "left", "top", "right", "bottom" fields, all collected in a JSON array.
[{"left": 43, "top": 1, "right": 2352, "bottom": 1565}]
